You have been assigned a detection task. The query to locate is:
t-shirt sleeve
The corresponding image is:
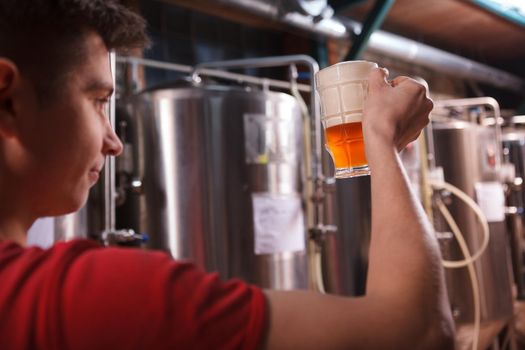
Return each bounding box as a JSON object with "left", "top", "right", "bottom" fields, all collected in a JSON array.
[{"left": 52, "top": 244, "right": 267, "bottom": 350}]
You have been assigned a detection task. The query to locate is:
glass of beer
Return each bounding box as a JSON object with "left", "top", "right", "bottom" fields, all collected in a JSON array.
[{"left": 315, "top": 61, "right": 378, "bottom": 178}]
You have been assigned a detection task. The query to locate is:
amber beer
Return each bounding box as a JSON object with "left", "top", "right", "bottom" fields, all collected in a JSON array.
[{"left": 325, "top": 121, "right": 367, "bottom": 170}]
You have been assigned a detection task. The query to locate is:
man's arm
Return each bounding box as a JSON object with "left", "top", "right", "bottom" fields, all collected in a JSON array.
[{"left": 262, "top": 68, "right": 455, "bottom": 350}]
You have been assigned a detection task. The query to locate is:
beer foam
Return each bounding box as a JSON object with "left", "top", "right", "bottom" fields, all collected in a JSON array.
[
  {"left": 315, "top": 61, "right": 378, "bottom": 89},
  {"left": 318, "top": 81, "right": 367, "bottom": 118},
  {"left": 322, "top": 113, "right": 363, "bottom": 128}
]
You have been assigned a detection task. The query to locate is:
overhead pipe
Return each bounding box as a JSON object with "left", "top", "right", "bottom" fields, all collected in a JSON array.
[
  {"left": 209, "top": 0, "right": 525, "bottom": 93},
  {"left": 357, "top": 22, "right": 525, "bottom": 93},
  {"left": 212, "top": 0, "right": 348, "bottom": 38}
]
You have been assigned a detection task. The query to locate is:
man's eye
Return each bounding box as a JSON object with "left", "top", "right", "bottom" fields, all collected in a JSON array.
[
  {"left": 95, "top": 97, "right": 109, "bottom": 106},
  {"left": 95, "top": 97, "right": 110, "bottom": 110}
]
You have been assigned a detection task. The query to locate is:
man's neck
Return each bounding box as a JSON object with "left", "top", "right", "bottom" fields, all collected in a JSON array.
[
  {"left": 0, "top": 204, "right": 33, "bottom": 246},
  {"left": 0, "top": 220, "right": 29, "bottom": 246}
]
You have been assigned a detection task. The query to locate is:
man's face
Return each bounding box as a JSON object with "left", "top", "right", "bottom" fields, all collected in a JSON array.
[{"left": 8, "top": 31, "right": 123, "bottom": 217}]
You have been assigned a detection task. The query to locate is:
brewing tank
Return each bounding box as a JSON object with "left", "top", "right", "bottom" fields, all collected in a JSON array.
[
  {"left": 432, "top": 119, "right": 513, "bottom": 349},
  {"left": 117, "top": 81, "right": 308, "bottom": 290},
  {"left": 501, "top": 121, "right": 525, "bottom": 299},
  {"left": 320, "top": 175, "right": 371, "bottom": 296}
]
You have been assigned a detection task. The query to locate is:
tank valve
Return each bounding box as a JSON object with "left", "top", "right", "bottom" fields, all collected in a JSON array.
[
  {"left": 130, "top": 177, "right": 144, "bottom": 195},
  {"left": 101, "top": 229, "right": 148, "bottom": 247},
  {"left": 322, "top": 177, "right": 336, "bottom": 193},
  {"left": 309, "top": 224, "right": 337, "bottom": 245}
]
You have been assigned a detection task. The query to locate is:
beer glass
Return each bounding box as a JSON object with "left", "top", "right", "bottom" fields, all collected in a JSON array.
[{"left": 315, "top": 61, "right": 378, "bottom": 178}]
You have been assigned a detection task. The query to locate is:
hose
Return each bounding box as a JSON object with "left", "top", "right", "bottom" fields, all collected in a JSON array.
[
  {"left": 308, "top": 239, "right": 326, "bottom": 294},
  {"left": 435, "top": 197, "right": 480, "bottom": 350},
  {"left": 290, "top": 65, "right": 313, "bottom": 211},
  {"left": 314, "top": 249, "right": 326, "bottom": 294},
  {"left": 428, "top": 179, "right": 490, "bottom": 268}
]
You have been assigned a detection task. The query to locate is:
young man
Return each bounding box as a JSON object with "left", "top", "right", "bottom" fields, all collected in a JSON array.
[{"left": 0, "top": 1, "right": 455, "bottom": 349}]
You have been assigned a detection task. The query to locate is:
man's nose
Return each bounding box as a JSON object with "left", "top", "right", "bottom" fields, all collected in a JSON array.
[{"left": 103, "top": 122, "right": 124, "bottom": 157}]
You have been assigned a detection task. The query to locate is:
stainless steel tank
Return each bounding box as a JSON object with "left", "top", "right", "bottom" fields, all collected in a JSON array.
[
  {"left": 432, "top": 119, "right": 514, "bottom": 350},
  {"left": 117, "top": 81, "right": 308, "bottom": 290},
  {"left": 320, "top": 175, "right": 371, "bottom": 296},
  {"left": 502, "top": 119, "right": 525, "bottom": 300}
]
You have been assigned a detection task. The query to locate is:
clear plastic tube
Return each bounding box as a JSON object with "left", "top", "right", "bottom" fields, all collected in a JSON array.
[
  {"left": 428, "top": 179, "right": 490, "bottom": 268},
  {"left": 436, "top": 198, "right": 480, "bottom": 350},
  {"left": 307, "top": 240, "right": 326, "bottom": 294}
]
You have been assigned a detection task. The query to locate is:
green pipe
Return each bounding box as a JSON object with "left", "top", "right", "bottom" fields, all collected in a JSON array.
[
  {"left": 517, "top": 97, "right": 525, "bottom": 115},
  {"left": 345, "top": 0, "right": 395, "bottom": 60},
  {"left": 316, "top": 40, "right": 329, "bottom": 69},
  {"left": 471, "top": 0, "right": 525, "bottom": 28}
]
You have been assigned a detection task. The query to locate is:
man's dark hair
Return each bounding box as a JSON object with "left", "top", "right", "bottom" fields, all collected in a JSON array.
[{"left": 0, "top": 0, "right": 149, "bottom": 101}]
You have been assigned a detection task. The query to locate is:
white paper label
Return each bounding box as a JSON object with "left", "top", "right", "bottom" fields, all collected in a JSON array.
[
  {"left": 474, "top": 181, "right": 505, "bottom": 222},
  {"left": 252, "top": 194, "right": 306, "bottom": 255}
]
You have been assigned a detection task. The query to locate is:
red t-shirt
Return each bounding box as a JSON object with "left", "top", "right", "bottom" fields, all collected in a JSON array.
[{"left": 0, "top": 239, "right": 267, "bottom": 350}]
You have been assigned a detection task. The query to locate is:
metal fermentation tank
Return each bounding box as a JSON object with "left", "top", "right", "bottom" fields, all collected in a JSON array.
[
  {"left": 502, "top": 117, "right": 525, "bottom": 300},
  {"left": 320, "top": 175, "right": 371, "bottom": 296},
  {"left": 117, "top": 81, "right": 309, "bottom": 290},
  {"left": 432, "top": 119, "right": 513, "bottom": 349}
]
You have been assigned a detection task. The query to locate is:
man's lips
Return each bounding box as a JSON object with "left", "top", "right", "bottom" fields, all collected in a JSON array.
[
  {"left": 89, "top": 160, "right": 105, "bottom": 183},
  {"left": 89, "top": 164, "right": 103, "bottom": 182},
  {"left": 88, "top": 169, "right": 100, "bottom": 182}
]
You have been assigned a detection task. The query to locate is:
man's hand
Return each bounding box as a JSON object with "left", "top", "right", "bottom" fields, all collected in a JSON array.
[{"left": 363, "top": 68, "right": 433, "bottom": 151}]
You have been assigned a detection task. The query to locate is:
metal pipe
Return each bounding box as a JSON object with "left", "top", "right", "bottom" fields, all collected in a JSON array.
[
  {"left": 281, "top": 11, "right": 348, "bottom": 38},
  {"left": 105, "top": 52, "right": 117, "bottom": 232},
  {"left": 116, "top": 56, "right": 312, "bottom": 93},
  {"left": 207, "top": 0, "right": 525, "bottom": 92},
  {"left": 359, "top": 25, "right": 525, "bottom": 93},
  {"left": 212, "top": 0, "right": 348, "bottom": 38}
]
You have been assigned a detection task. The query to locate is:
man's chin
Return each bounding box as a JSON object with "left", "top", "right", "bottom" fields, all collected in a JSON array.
[{"left": 44, "top": 192, "right": 90, "bottom": 218}]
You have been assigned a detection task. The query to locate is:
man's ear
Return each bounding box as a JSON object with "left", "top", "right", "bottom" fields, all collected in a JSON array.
[{"left": 0, "top": 58, "right": 19, "bottom": 138}]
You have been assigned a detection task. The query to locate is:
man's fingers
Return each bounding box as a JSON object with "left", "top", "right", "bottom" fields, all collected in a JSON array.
[
  {"left": 391, "top": 76, "right": 430, "bottom": 98},
  {"left": 368, "top": 67, "right": 390, "bottom": 91},
  {"left": 390, "top": 76, "right": 412, "bottom": 87}
]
